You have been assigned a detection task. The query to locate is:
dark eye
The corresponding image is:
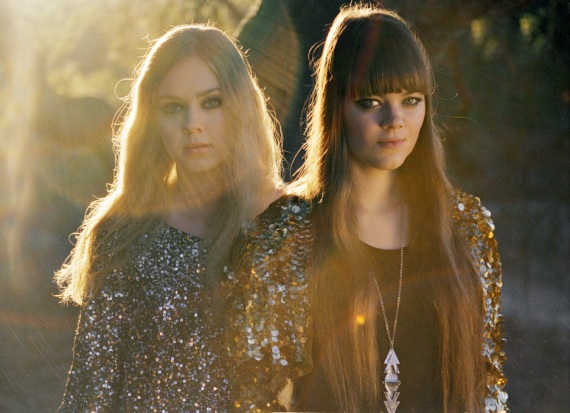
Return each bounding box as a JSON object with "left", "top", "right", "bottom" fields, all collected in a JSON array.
[
  {"left": 161, "top": 103, "right": 184, "bottom": 114},
  {"left": 203, "top": 96, "right": 222, "bottom": 109},
  {"left": 355, "top": 99, "right": 380, "bottom": 109}
]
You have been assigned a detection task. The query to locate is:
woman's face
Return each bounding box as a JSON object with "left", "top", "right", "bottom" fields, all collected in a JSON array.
[
  {"left": 343, "top": 90, "right": 426, "bottom": 173},
  {"left": 156, "top": 56, "right": 228, "bottom": 176}
]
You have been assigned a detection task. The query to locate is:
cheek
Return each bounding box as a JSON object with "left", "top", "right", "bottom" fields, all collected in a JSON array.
[
  {"left": 159, "top": 135, "right": 175, "bottom": 160},
  {"left": 344, "top": 112, "right": 369, "bottom": 140},
  {"left": 156, "top": 116, "right": 176, "bottom": 138},
  {"left": 156, "top": 118, "right": 178, "bottom": 153},
  {"left": 411, "top": 118, "right": 424, "bottom": 137},
  {"left": 346, "top": 128, "right": 369, "bottom": 158},
  {"left": 413, "top": 107, "right": 427, "bottom": 132},
  {"left": 213, "top": 115, "right": 227, "bottom": 135},
  {"left": 209, "top": 112, "right": 228, "bottom": 143},
  {"left": 409, "top": 113, "right": 426, "bottom": 151}
]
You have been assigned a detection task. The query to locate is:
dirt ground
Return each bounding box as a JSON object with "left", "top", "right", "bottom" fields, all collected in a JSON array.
[
  {"left": 1, "top": 278, "right": 568, "bottom": 412},
  {"left": 0, "top": 301, "right": 77, "bottom": 413}
]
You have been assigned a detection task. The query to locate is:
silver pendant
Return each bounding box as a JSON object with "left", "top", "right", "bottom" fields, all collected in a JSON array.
[{"left": 383, "top": 348, "right": 401, "bottom": 413}]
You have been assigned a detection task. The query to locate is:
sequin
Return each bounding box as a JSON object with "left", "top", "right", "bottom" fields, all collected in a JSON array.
[
  {"left": 225, "top": 192, "right": 507, "bottom": 412},
  {"left": 59, "top": 220, "right": 230, "bottom": 412}
]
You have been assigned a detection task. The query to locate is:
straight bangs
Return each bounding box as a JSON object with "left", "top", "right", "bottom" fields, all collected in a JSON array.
[
  {"left": 342, "top": 15, "right": 434, "bottom": 99},
  {"left": 353, "top": 52, "right": 433, "bottom": 98}
]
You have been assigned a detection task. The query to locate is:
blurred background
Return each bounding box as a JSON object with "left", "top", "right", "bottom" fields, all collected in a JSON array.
[{"left": 0, "top": 0, "right": 568, "bottom": 411}]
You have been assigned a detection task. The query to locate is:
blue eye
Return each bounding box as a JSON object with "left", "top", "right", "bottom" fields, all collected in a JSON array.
[
  {"left": 403, "top": 96, "right": 424, "bottom": 106},
  {"left": 161, "top": 103, "right": 184, "bottom": 114},
  {"left": 355, "top": 99, "right": 380, "bottom": 109},
  {"left": 203, "top": 96, "right": 222, "bottom": 109}
]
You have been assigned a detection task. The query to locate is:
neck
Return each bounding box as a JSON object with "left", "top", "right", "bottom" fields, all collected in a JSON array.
[
  {"left": 178, "top": 168, "right": 227, "bottom": 207},
  {"left": 351, "top": 165, "right": 401, "bottom": 213},
  {"left": 350, "top": 164, "right": 407, "bottom": 249},
  {"left": 165, "top": 167, "right": 228, "bottom": 236}
]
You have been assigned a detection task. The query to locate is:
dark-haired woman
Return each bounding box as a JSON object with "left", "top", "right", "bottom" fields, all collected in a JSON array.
[{"left": 227, "top": 5, "right": 506, "bottom": 412}]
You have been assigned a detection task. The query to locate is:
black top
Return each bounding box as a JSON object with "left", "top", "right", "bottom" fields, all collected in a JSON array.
[{"left": 291, "top": 243, "right": 442, "bottom": 412}]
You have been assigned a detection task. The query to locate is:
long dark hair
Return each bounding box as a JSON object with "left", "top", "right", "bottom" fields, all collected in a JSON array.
[{"left": 290, "top": 5, "right": 485, "bottom": 411}]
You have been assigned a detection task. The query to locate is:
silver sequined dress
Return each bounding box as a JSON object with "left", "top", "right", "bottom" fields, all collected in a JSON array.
[
  {"left": 225, "top": 192, "right": 508, "bottom": 412},
  {"left": 59, "top": 220, "right": 231, "bottom": 412}
]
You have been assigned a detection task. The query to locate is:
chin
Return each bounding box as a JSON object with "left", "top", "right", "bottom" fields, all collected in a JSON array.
[
  {"left": 178, "top": 163, "right": 222, "bottom": 177},
  {"left": 190, "top": 166, "right": 222, "bottom": 175},
  {"left": 374, "top": 160, "right": 406, "bottom": 171}
]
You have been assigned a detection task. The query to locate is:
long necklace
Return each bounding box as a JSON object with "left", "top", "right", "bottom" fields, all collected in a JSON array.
[{"left": 372, "top": 210, "right": 404, "bottom": 413}]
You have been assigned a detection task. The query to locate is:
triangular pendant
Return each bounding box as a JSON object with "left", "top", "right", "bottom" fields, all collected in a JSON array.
[
  {"left": 384, "top": 393, "right": 400, "bottom": 413},
  {"left": 384, "top": 348, "right": 400, "bottom": 373},
  {"left": 383, "top": 348, "right": 401, "bottom": 412},
  {"left": 384, "top": 399, "right": 400, "bottom": 413}
]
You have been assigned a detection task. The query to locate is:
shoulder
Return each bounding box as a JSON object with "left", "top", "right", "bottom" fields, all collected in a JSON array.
[
  {"left": 91, "top": 216, "right": 126, "bottom": 254},
  {"left": 240, "top": 195, "right": 313, "bottom": 248},
  {"left": 451, "top": 190, "right": 499, "bottom": 262},
  {"left": 451, "top": 190, "right": 496, "bottom": 237},
  {"left": 451, "top": 189, "right": 501, "bottom": 280},
  {"left": 226, "top": 195, "right": 314, "bottom": 318},
  {"left": 228, "top": 195, "right": 313, "bottom": 287},
  {"left": 254, "top": 195, "right": 312, "bottom": 226},
  {"left": 94, "top": 216, "right": 161, "bottom": 250},
  {"left": 88, "top": 217, "right": 160, "bottom": 293}
]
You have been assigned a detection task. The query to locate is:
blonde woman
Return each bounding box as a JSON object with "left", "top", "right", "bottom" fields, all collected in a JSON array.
[
  {"left": 56, "top": 24, "right": 282, "bottom": 412},
  {"left": 228, "top": 5, "right": 507, "bottom": 412}
]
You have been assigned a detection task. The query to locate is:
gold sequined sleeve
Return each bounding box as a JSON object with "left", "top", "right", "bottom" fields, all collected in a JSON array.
[
  {"left": 225, "top": 196, "right": 314, "bottom": 412},
  {"left": 453, "top": 191, "right": 508, "bottom": 412}
]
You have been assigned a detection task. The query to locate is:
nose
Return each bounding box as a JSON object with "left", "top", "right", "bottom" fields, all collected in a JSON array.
[
  {"left": 183, "top": 107, "right": 203, "bottom": 134},
  {"left": 380, "top": 105, "right": 404, "bottom": 130}
]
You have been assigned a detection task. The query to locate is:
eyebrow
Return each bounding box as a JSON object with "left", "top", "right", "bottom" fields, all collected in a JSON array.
[
  {"left": 355, "top": 90, "right": 424, "bottom": 98},
  {"left": 197, "top": 87, "right": 221, "bottom": 98},
  {"left": 157, "top": 87, "right": 222, "bottom": 100}
]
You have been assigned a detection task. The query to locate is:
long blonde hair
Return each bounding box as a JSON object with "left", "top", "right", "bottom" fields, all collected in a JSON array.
[
  {"left": 55, "top": 24, "right": 282, "bottom": 305},
  {"left": 291, "top": 5, "right": 484, "bottom": 411}
]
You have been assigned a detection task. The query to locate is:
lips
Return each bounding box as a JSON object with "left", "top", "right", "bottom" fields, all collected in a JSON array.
[
  {"left": 377, "top": 139, "right": 405, "bottom": 149},
  {"left": 184, "top": 143, "right": 211, "bottom": 153}
]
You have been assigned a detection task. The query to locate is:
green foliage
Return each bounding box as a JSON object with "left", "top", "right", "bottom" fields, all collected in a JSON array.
[
  {"left": 15, "top": 0, "right": 254, "bottom": 102},
  {"left": 435, "top": 0, "right": 570, "bottom": 203}
]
